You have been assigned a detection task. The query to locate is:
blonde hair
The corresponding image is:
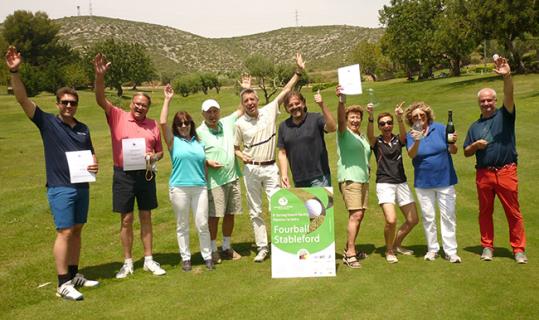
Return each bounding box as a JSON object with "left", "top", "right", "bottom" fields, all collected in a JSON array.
[
  {"left": 345, "top": 105, "right": 364, "bottom": 119},
  {"left": 404, "top": 102, "right": 435, "bottom": 126}
]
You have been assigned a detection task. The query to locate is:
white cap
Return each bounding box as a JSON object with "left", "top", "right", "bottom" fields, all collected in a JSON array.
[{"left": 201, "top": 99, "right": 220, "bottom": 112}]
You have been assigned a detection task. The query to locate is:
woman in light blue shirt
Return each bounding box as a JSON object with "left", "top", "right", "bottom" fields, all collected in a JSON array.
[{"left": 160, "top": 84, "right": 218, "bottom": 272}]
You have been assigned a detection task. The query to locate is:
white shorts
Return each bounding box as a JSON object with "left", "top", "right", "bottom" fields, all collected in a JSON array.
[{"left": 376, "top": 182, "right": 415, "bottom": 207}]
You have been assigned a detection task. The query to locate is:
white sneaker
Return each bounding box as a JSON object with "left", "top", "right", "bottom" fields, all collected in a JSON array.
[
  {"left": 254, "top": 248, "right": 269, "bottom": 263},
  {"left": 56, "top": 281, "right": 83, "bottom": 301},
  {"left": 515, "top": 252, "right": 528, "bottom": 264},
  {"left": 386, "top": 253, "right": 399, "bottom": 264},
  {"left": 71, "top": 273, "right": 99, "bottom": 287},
  {"left": 445, "top": 254, "right": 462, "bottom": 263},
  {"left": 115, "top": 264, "right": 134, "bottom": 279},
  {"left": 395, "top": 246, "right": 414, "bottom": 256},
  {"left": 424, "top": 251, "right": 438, "bottom": 261},
  {"left": 480, "top": 247, "right": 493, "bottom": 261},
  {"left": 143, "top": 260, "right": 166, "bottom": 276}
]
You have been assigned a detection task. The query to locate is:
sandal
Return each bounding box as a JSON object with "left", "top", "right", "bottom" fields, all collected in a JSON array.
[
  {"left": 344, "top": 247, "right": 368, "bottom": 260},
  {"left": 343, "top": 254, "right": 361, "bottom": 268}
]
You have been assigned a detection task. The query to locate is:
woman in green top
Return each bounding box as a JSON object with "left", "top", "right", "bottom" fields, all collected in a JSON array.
[{"left": 336, "top": 85, "right": 371, "bottom": 269}]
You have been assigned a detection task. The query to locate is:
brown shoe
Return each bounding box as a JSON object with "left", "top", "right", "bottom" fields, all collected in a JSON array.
[
  {"left": 221, "top": 248, "right": 241, "bottom": 260},
  {"left": 212, "top": 251, "right": 222, "bottom": 264}
]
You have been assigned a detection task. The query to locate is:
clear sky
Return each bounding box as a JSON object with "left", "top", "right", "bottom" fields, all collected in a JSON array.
[{"left": 1, "top": 0, "right": 390, "bottom": 38}]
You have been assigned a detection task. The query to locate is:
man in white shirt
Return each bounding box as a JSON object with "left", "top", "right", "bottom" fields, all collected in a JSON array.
[{"left": 234, "top": 53, "right": 305, "bottom": 262}]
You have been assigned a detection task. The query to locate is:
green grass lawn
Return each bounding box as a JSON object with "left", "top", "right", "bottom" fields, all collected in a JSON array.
[{"left": 1, "top": 73, "right": 538, "bottom": 319}]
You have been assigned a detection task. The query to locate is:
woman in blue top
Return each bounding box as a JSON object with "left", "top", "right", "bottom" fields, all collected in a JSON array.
[
  {"left": 160, "top": 84, "right": 219, "bottom": 271},
  {"left": 405, "top": 102, "right": 461, "bottom": 263}
]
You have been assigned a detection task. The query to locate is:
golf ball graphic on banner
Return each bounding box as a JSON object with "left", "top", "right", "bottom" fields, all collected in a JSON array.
[{"left": 304, "top": 199, "right": 323, "bottom": 218}]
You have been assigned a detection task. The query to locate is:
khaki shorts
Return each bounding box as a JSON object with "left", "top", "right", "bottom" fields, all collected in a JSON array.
[
  {"left": 208, "top": 179, "right": 242, "bottom": 218},
  {"left": 339, "top": 181, "right": 369, "bottom": 211}
]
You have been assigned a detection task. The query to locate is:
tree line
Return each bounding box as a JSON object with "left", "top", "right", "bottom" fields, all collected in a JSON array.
[
  {"left": 2, "top": 3, "right": 539, "bottom": 97},
  {"left": 351, "top": 0, "right": 539, "bottom": 80},
  {"left": 1, "top": 11, "right": 308, "bottom": 103}
]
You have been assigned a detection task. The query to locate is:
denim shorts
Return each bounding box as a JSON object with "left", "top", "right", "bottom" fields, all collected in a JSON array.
[{"left": 47, "top": 186, "right": 89, "bottom": 229}]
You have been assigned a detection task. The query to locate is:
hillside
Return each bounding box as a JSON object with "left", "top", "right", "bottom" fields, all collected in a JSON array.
[{"left": 56, "top": 16, "right": 384, "bottom": 74}]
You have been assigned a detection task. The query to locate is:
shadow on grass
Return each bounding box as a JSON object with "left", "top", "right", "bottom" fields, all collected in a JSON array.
[
  {"left": 372, "top": 245, "right": 428, "bottom": 258},
  {"left": 79, "top": 241, "right": 266, "bottom": 280},
  {"left": 441, "top": 74, "right": 500, "bottom": 89},
  {"left": 463, "top": 245, "right": 513, "bottom": 258},
  {"left": 335, "top": 243, "right": 376, "bottom": 260}
]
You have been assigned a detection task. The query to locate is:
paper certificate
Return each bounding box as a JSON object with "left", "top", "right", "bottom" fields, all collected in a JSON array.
[
  {"left": 65, "top": 150, "right": 96, "bottom": 183},
  {"left": 337, "top": 64, "right": 362, "bottom": 95},
  {"left": 122, "top": 138, "right": 146, "bottom": 171}
]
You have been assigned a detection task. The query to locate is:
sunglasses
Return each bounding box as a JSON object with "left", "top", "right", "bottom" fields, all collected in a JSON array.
[
  {"left": 177, "top": 121, "right": 191, "bottom": 127},
  {"left": 378, "top": 120, "right": 393, "bottom": 126},
  {"left": 412, "top": 113, "right": 426, "bottom": 120},
  {"left": 60, "top": 100, "right": 78, "bottom": 107}
]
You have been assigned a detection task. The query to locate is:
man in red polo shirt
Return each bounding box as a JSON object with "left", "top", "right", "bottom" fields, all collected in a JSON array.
[{"left": 93, "top": 53, "right": 166, "bottom": 277}]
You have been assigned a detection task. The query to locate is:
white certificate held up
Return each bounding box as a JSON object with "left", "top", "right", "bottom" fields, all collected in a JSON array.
[
  {"left": 337, "top": 64, "right": 362, "bottom": 95},
  {"left": 65, "top": 150, "right": 96, "bottom": 183},
  {"left": 122, "top": 138, "right": 146, "bottom": 171}
]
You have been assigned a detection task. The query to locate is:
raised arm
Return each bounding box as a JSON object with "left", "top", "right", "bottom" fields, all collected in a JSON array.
[
  {"left": 336, "top": 85, "right": 347, "bottom": 133},
  {"left": 314, "top": 89, "right": 337, "bottom": 133},
  {"left": 395, "top": 102, "right": 407, "bottom": 145},
  {"left": 5, "top": 46, "right": 36, "bottom": 118},
  {"left": 159, "top": 84, "right": 175, "bottom": 150},
  {"left": 93, "top": 53, "right": 113, "bottom": 115},
  {"left": 494, "top": 57, "right": 514, "bottom": 113},
  {"left": 366, "top": 103, "right": 376, "bottom": 146},
  {"left": 233, "top": 74, "right": 251, "bottom": 117},
  {"left": 275, "top": 53, "right": 305, "bottom": 105}
]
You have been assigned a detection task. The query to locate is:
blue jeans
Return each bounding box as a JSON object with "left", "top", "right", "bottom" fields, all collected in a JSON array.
[{"left": 295, "top": 174, "right": 332, "bottom": 188}]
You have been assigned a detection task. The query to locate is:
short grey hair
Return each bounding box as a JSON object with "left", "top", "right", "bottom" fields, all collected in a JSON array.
[
  {"left": 240, "top": 88, "right": 259, "bottom": 101},
  {"left": 477, "top": 88, "right": 497, "bottom": 99},
  {"left": 133, "top": 92, "right": 152, "bottom": 106}
]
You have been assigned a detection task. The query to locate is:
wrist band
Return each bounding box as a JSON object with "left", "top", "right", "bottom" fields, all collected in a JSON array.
[
  {"left": 368, "top": 119, "right": 374, "bottom": 123},
  {"left": 9, "top": 69, "right": 19, "bottom": 73},
  {"left": 295, "top": 70, "right": 302, "bottom": 76}
]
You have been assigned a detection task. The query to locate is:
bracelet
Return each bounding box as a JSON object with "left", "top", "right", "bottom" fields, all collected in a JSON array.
[
  {"left": 9, "top": 69, "right": 19, "bottom": 73},
  {"left": 295, "top": 70, "right": 302, "bottom": 76},
  {"left": 368, "top": 119, "right": 374, "bottom": 123}
]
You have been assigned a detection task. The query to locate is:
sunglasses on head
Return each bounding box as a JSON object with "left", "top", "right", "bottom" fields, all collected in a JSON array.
[
  {"left": 60, "top": 100, "right": 78, "bottom": 107},
  {"left": 378, "top": 120, "right": 393, "bottom": 126},
  {"left": 412, "top": 113, "right": 426, "bottom": 120}
]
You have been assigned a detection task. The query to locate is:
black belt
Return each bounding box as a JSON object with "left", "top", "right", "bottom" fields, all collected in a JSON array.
[
  {"left": 482, "top": 162, "right": 516, "bottom": 172},
  {"left": 246, "top": 160, "right": 275, "bottom": 166}
]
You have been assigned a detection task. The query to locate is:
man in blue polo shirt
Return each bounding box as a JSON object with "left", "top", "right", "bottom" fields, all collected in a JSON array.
[
  {"left": 6, "top": 46, "right": 99, "bottom": 301},
  {"left": 463, "top": 56, "right": 527, "bottom": 264}
]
